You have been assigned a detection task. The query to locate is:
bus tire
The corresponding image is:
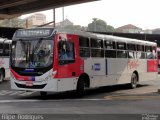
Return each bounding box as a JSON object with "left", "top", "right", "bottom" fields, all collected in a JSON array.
[
  {"left": 0, "top": 70, "right": 4, "bottom": 83},
  {"left": 76, "top": 78, "right": 85, "bottom": 97},
  {"left": 130, "top": 72, "right": 138, "bottom": 89},
  {"left": 40, "top": 91, "right": 47, "bottom": 98}
]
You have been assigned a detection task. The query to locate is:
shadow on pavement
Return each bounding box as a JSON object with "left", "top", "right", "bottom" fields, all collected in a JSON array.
[
  {"left": 17, "top": 84, "right": 149, "bottom": 100},
  {"left": 0, "top": 80, "right": 11, "bottom": 90}
]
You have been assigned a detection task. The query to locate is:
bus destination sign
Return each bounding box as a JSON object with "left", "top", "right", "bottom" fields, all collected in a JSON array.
[{"left": 16, "top": 28, "right": 53, "bottom": 38}]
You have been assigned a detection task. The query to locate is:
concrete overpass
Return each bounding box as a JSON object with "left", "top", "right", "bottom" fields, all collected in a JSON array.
[{"left": 0, "top": 0, "right": 99, "bottom": 19}]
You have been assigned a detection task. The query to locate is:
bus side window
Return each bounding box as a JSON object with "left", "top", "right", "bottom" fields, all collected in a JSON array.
[
  {"left": 3, "top": 43, "right": 10, "bottom": 56},
  {"left": 158, "top": 49, "right": 160, "bottom": 59},
  {"left": 79, "top": 36, "right": 90, "bottom": 57},
  {"left": 104, "top": 40, "right": 116, "bottom": 58},
  {"left": 152, "top": 46, "right": 156, "bottom": 59},
  {"left": 91, "top": 38, "right": 104, "bottom": 58},
  {"left": 58, "top": 41, "right": 75, "bottom": 65},
  {"left": 117, "top": 42, "right": 127, "bottom": 58},
  {"left": 127, "top": 44, "right": 136, "bottom": 59},
  {"left": 136, "top": 45, "right": 145, "bottom": 59},
  {"left": 0, "top": 43, "right": 3, "bottom": 56},
  {"left": 146, "top": 46, "right": 154, "bottom": 59},
  {"left": 91, "top": 38, "right": 103, "bottom": 48},
  {"left": 117, "top": 42, "right": 126, "bottom": 50}
]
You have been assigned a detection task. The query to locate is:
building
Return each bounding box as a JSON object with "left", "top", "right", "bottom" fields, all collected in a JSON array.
[
  {"left": 142, "top": 29, "right": 152, "bottom": 34},
  {"left": 152, "top": 28, "right": 160, "bottom": 34},
  {"left": 116, "top": 24, "right": 142, "bottom": 33},
  {"left": 26, "top": 13, "right": 46, "bottom": 28}
]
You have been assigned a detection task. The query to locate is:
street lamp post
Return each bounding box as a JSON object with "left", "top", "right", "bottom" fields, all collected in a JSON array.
[
  {"left": 62, "top": 7, "right": 64, "bottom": 27},
  {"left": 53, "top": 8, "right": 55, "bottom": 27}
]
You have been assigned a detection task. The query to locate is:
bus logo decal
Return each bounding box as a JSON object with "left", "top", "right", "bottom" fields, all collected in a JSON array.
[
  {"left": 94, "top": 63, "right": 101, "bottom": 71},
  {"left": 128, "top": 60, "right": 139, "bottom": 69}
]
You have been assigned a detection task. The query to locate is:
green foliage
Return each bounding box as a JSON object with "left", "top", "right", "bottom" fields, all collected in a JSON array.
[
  {"left": 0, "top": 17, "right": 25, "bottom": 28},
  {"left": 87, "top": 18, "right": 115, "bottom": 32},
  {"left": 63, "top": 25, "right": 87, "bottom": 31},
  {"left": 106, "top": 25, "right": 115, "bottom": 32}
]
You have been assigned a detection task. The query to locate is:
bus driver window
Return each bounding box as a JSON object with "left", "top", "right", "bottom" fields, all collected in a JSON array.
[{"left": 58, "top": 41, "right": 75, "bottom": 65}]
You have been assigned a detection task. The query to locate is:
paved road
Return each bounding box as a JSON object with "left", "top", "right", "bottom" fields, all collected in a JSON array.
[{"left": 0, "top": 79, "right": 160, "bottom": 120}]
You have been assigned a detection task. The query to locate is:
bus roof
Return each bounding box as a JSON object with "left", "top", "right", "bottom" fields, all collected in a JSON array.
[
  {"left": 14, "top": 28, "right": 156, "bottom": 46},
  {"left": 0, "top": 37, "right": 12, "bottom": 43},
  {"left": 56, "top": 28, "right": 157, "bottom": 46}
]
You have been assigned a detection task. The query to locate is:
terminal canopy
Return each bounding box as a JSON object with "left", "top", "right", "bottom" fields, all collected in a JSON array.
[{"left": 0, "top": 0, "right": 98, "bottom": 19}]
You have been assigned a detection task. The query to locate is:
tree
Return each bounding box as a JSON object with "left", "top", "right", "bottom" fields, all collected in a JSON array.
[
  {"left": 63, "top": 25, "right": 86, "bottom": 31},
  {"left": 106, "top": 25, "right": 115, "bottom": 32},
  {"left": 0, "top": 17, "right": 25, "bottom": 28},
  {"left": 87, "top": 18, "right": 115, "bottom": 32}
]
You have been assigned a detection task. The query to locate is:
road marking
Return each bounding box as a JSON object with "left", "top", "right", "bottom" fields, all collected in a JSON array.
[
  {"left": 0, "top": 94, "right": 159, "bottom": 103},
  {"left": 0, "top": 99, "right": 44, "bottom": 103},
  {"left": 104, "top": 95, "right": 160, "bottom": 100},
  {"left": 0, "top": 99, "right": 107, "bottom": 103},
  {"left": 0, "top": 90, "right": 35, "bottom": 96},
  {"left": 0, "top": 90, "right": 12, "bottom": 95},
  {"left": 19, "top": 91, "right": 35, "bottom": 96}
]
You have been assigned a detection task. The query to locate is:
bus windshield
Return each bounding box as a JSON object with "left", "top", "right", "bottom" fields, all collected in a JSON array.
[{"left": 11, "top": 39, "right": 53, "bottom": 68}]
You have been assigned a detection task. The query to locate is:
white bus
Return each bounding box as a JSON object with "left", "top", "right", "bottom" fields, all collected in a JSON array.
[
  {"left": 10, "top": 28, "right": 158, "bottom": 96},
  {"left": 0, "top": 38, "right": 11, "bottom": 82}
]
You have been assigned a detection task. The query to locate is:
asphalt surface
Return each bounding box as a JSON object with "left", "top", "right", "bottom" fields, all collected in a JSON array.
[{"left": 0, "top": 78, "right": 160, "bottom": 120}]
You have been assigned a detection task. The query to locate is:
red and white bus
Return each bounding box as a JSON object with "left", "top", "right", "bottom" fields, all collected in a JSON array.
[
  {"left": 10, "top": 28, "right": 158, "bottom": 96},
  {"left": 0, "top": 38, "right": 11, "bottom": 82}
]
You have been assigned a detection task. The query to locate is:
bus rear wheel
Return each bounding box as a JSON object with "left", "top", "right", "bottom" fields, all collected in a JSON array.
[
  {"left": 130, "top": 72, "right": 138, "bottom": 89},
  {"left": 0, "top": 70, "right": 4, "bottom": 83},
  {"left": 76, "top": 78, "right": 85, "bottom": 97}
]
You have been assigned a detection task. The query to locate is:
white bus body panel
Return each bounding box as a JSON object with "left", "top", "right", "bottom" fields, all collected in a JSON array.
[
  {"left": 57, "top": 78, "right": 77, "bottom": 92},
  {"left": 0, "top": 57, "right": 10, "bottom": 80},
  {"left": 84, "top": 58, "right": 157, "bottom": 88}
]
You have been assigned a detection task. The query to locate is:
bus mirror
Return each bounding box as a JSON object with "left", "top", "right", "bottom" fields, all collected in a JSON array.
[
  {"left": 50, "top": 53, "right": 53, "bottom": 58},
  {"left": 12, "top": 45, "right": 15, "bottom": 49}
]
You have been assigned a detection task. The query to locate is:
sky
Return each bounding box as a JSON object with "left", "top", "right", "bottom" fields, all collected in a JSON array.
[{"left": 21, "top": 0, "right": 160, "bottom": 29}]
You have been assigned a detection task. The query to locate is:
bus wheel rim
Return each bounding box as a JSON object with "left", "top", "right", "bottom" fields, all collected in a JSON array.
[{"left": 132, "top": 74, "right": 137, "bottom": 87}]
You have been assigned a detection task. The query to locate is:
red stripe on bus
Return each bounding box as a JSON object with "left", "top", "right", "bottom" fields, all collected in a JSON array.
[{"left": 10, "top": 68, "right": 29, "bottom": 81}]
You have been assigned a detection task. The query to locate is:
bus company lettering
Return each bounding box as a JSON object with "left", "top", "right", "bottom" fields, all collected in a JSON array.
[
  {"left": 128, "top": 60, "right": 139, "bottom": 69},
  {"left": 0, "top": 58, "right": 4, "bottom": 67},
  {"left": 94, "top": 63, "right": 101, "bottom": 71}
]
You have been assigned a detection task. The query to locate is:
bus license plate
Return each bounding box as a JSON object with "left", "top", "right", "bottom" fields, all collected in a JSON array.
[{"left": 26, "top": 81, "right": 33, "bottom": 86}]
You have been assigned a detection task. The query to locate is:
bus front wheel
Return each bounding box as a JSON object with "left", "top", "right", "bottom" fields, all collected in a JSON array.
[
  {"left": 130, "top": 72, "right": 138, "bottom": 89},
  {"left": 76, "top": 78, "right": 85, "bottom": 97},
  {"left": 0, "top": 70, "right": 4, "bottom": 83}
]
